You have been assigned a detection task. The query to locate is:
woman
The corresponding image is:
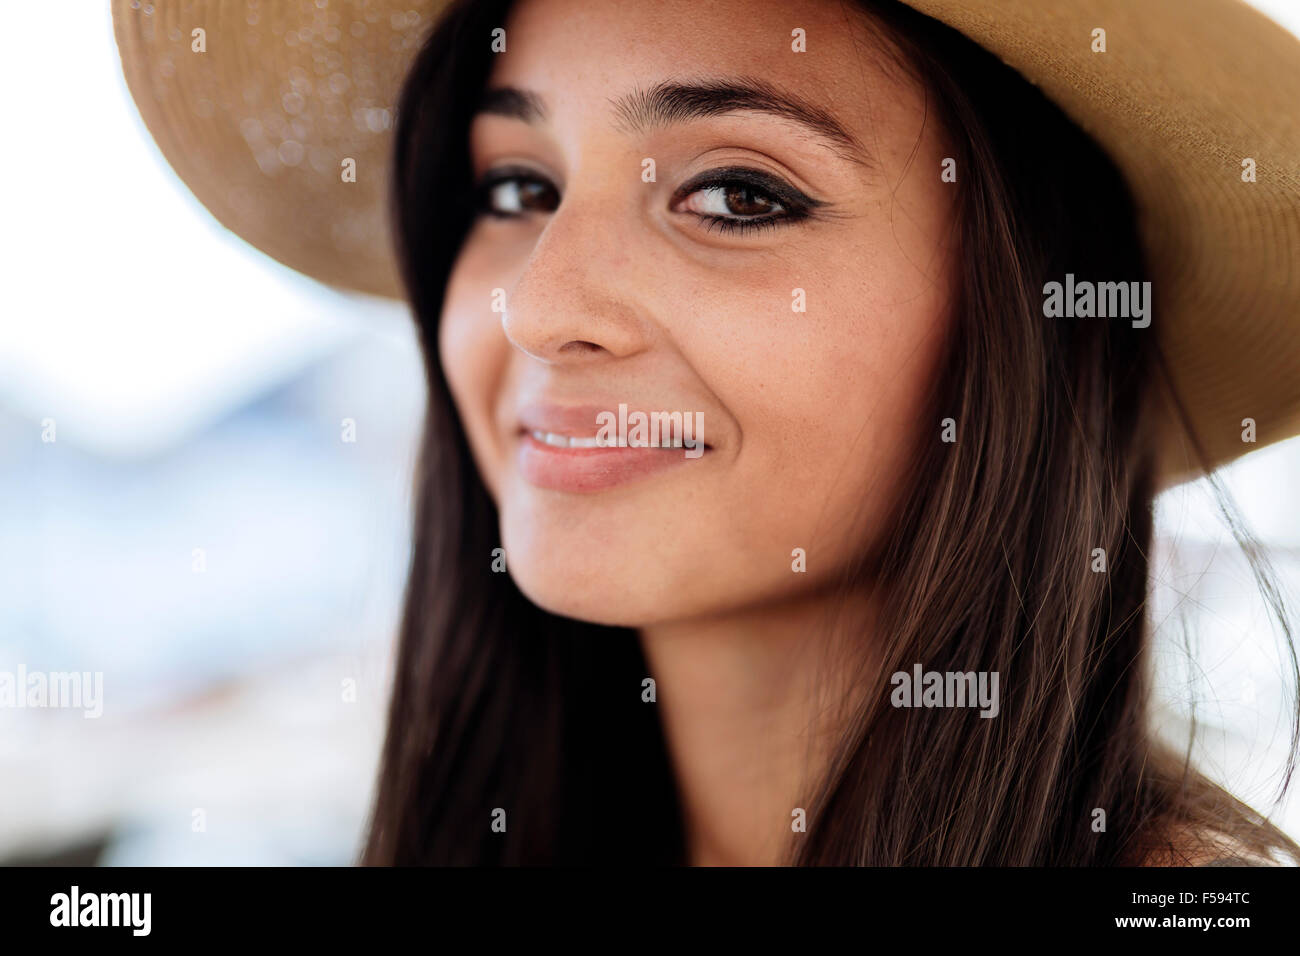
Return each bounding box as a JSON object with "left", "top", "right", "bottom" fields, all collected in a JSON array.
[{"left": 114, "top": 0, "right": 1300, "bottom": 865}]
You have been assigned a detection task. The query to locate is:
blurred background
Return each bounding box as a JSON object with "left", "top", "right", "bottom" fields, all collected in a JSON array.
[{"left": 1, "top": 1, "right": 1298, "bottom": 864}]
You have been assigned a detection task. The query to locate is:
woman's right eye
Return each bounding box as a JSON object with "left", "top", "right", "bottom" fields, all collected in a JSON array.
[{"left": 476, "top": 171, "right": 560, "bottom": 218}]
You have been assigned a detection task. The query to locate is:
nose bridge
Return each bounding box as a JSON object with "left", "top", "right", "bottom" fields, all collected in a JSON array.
[{"left": 501, "top": 179, "right": 650, "bottom": 364}]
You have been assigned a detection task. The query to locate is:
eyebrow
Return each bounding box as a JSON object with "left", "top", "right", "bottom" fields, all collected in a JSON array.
[{"left": 475, "top": 76, "right": 873, "bottom": 168}]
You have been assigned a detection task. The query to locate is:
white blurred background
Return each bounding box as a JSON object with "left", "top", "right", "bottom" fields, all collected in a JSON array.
[{"left": 0, "top": 1, "right": 1298, "bottom": 864}]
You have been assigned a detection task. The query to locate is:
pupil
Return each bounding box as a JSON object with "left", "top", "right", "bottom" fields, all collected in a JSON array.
[
  {"left": 519, "top": 180, "right": 555, "bottom": 211},
  {"left": 725, "top": 185, "right": 772, "bottom": 217}
]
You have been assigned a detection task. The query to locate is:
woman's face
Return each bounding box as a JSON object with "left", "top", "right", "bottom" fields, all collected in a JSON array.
[{"left": 439, "top": 0, "right": 956, "bottom": 627}]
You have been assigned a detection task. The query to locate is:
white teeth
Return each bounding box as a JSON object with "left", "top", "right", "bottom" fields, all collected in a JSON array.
[
  {"left": 528, "top": 429, "right": 691, "bottom": 448},
  {"left": 531, "top": 430, "right": 608, "bottom": 448}
]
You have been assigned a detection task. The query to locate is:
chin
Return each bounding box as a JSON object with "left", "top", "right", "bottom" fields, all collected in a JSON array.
[
  {"left": 499, "top": 521, "right": 634, "bottom": 628},
  {"left": 505, "top": 561, "right": 656, "bottom": 628},
  {"left": 497, "top": 511, "right": 699, "bottom": 628}
]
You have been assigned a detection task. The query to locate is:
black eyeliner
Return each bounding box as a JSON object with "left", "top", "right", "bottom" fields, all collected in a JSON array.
[{"left": 671, "top": 165, "right": 827, "bottom": 213}]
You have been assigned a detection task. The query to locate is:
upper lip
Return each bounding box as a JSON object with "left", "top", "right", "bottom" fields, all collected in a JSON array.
[
  {"left": 515, "top": 401, "right": 713, "bottom": 447},
  {"left": 517, "top": 403, "right": 624, "bottom": 438}
]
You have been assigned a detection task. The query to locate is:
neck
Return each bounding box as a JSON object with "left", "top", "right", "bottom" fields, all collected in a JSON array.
[{"left": 638, "top": 586, "right": 878, "bottom": 866}]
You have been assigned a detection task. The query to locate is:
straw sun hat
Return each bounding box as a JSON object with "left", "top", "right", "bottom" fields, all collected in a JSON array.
[{"left": 112, "top": 0, "right": 1300, "bottom": 482}]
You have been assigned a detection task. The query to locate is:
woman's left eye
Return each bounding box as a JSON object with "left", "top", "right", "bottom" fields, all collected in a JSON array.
[
  {"left": 682, "top": 183, "right": 783, "bottom": 219},
  {"left": 673, "top": 167, "right": 818, "bottom": 236}
]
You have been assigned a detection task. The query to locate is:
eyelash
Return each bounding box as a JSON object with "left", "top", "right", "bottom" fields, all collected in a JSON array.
[
  {"left": 473, "top": 165, "right": 818, "bottom": 237},
  {"left": 679, "top": 167, "right": 814, "bottom": 236}
]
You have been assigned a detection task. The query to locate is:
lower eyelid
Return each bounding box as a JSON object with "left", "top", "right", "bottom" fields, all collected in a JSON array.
[{"left": 694, "top": 214, "right": 798, "bottom": 236}]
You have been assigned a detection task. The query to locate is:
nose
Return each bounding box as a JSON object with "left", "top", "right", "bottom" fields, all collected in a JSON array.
[{"left": 501, "top": 194, "right": 653, "bottom": 365}]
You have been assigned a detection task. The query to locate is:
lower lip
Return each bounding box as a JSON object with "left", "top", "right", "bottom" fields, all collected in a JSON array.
[{"left": 516, "top": 433, "right": 706, "bottom": 492}]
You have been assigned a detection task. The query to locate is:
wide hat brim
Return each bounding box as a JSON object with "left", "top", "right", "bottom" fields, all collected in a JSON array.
[{"left": 112, "top": 0, "right": 1300, "bottom": 485}]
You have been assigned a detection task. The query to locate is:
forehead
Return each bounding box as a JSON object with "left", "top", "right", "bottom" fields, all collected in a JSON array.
[{"left": 488, "top": 0, "right": 922, "bottom": 149}]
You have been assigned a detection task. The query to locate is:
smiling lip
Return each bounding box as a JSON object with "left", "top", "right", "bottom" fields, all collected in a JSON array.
[{"left": 515, "top": 403, "right": 710, "bottom": 493}]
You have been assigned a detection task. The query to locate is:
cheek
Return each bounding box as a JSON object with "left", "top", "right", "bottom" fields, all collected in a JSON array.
[
  {"left": 438, "top": 238, "right": 514, "bottom": 498},
  {"left": 802, "top": 300, "right": 946, "bottom": 557},
  {"left": 695, "top": 234, "right": 951, "bottom": 578}
]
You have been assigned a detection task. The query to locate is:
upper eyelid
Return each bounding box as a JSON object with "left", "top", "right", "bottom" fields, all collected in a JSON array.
[{"left": 476, "top": 162, "right": 556, "bottom": 185}]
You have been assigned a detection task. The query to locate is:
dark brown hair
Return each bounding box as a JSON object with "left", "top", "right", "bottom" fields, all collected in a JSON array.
[{"left": 362, "top": 0, "right": 1300, "bottom": 865}]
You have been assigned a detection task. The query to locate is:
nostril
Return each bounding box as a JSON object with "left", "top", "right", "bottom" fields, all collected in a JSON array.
[{"left": 558, "top": 340, "right": 604, "bottom": 354}]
